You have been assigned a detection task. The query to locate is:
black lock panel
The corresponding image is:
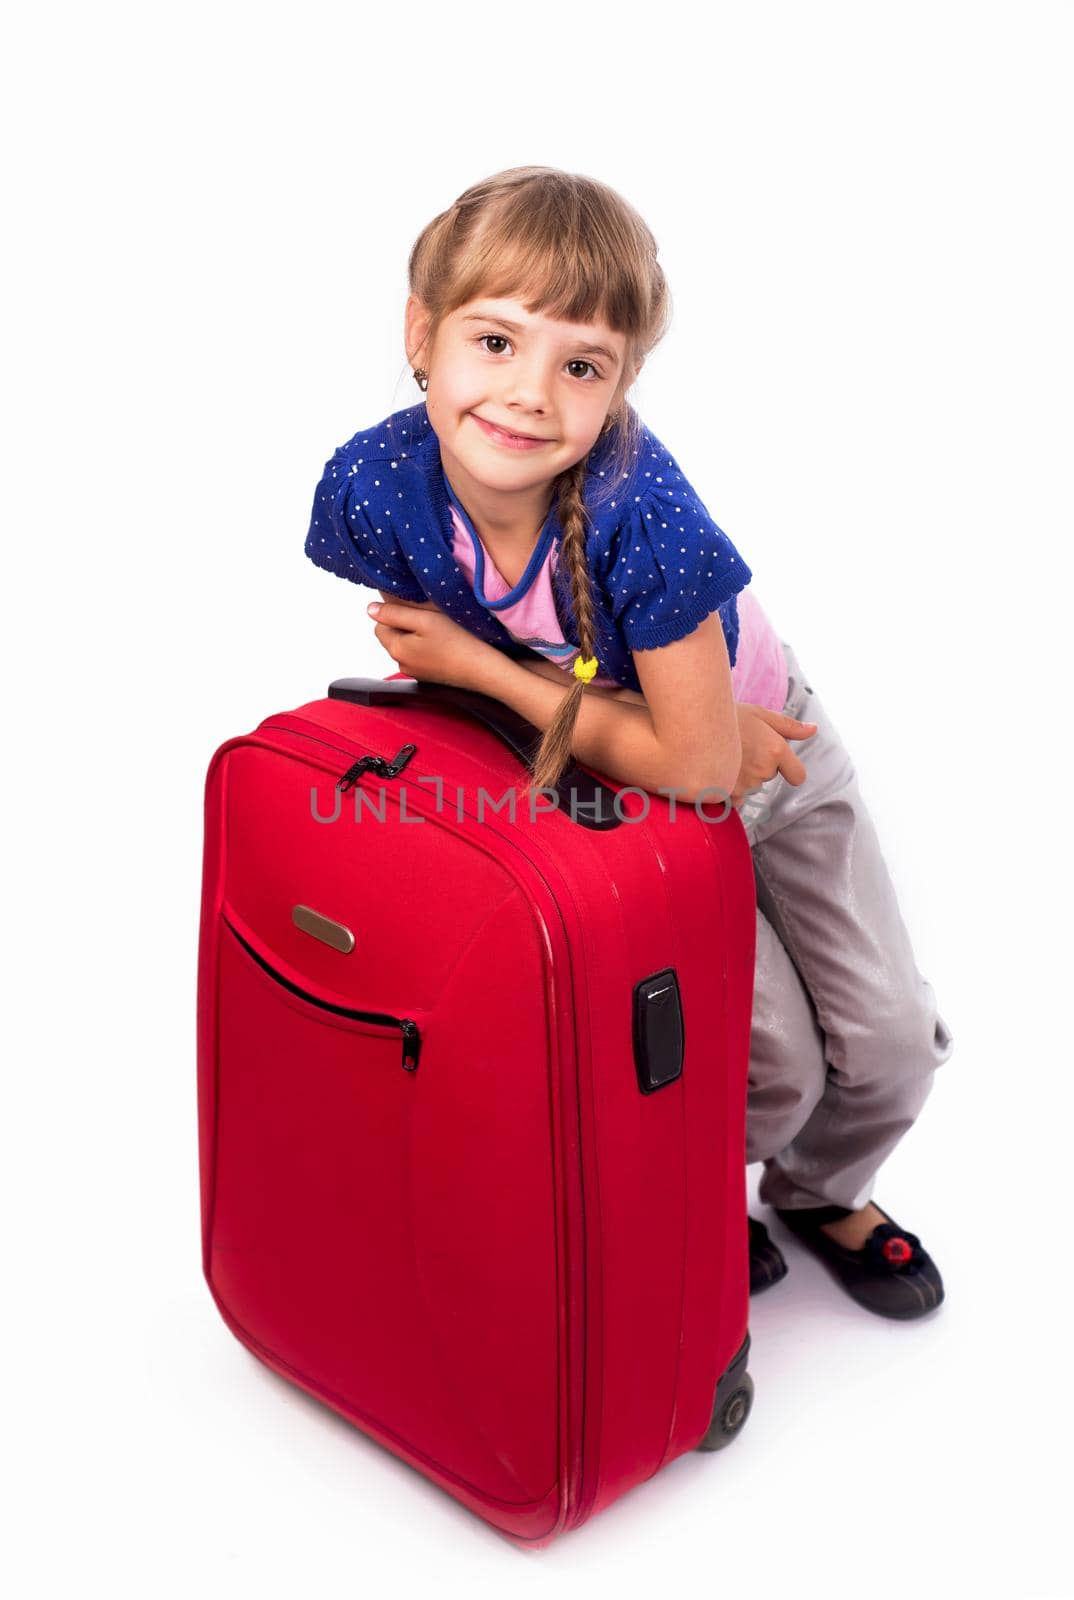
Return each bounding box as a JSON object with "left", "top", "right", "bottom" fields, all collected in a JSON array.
[{"left": 632, "top": 967, "right": 685, "bottom": 1094}]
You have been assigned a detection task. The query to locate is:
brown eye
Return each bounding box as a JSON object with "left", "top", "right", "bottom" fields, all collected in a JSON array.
[{"left": 477, "top": 334, "right": 510, "bottom": 355}]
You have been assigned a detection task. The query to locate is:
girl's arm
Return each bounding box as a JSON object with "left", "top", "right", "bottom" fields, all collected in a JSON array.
[
  {"left": 470, "top": 615, "right": 741, "bottom": 802},
  {"left": 369, "top": 594, "right": 739, "bottom": 799}
]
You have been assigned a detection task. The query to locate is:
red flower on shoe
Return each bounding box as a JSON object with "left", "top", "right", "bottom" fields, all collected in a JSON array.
[{"left": 863, "top": 1223, "right": 925, "bottom": 1274}]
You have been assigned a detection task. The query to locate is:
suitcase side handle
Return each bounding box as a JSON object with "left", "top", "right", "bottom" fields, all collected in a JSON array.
[{"left": 326, "top": 676, "right": 624, "bottom": 832}]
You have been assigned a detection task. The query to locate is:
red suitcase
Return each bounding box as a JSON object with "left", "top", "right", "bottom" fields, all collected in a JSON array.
[{"left": 196, "top": 673, "right": 757, "bottom": 1547}]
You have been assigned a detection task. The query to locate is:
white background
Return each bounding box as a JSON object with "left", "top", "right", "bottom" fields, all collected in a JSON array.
[{"left": 7, "top": 2, "right": 1073, "bottom": 1595}]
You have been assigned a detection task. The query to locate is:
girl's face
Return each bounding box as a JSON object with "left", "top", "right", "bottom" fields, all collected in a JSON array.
[{"left": 407, "top": 294, "right": 632, "bottom": 498}]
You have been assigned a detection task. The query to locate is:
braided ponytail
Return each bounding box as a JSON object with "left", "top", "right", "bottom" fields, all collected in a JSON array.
[{"left": 524, "top": 451, "right": 600, "bottom": 796}]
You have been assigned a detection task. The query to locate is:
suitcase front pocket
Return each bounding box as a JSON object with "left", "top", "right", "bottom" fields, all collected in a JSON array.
[
  {"left": 219, "top": 909, "right": 421, "bottom": 1071},
  {"left": 210, "top": 910, "right": 429, "bottom": 1305}
]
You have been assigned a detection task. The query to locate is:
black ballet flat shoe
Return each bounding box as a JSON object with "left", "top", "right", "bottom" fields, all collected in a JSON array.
[
  {"left": 773, "top": 1202, "right": 944, "bottom": 1320},
  {"left": 748, "top": 1213, "right": 789, "bottom": 1294}
]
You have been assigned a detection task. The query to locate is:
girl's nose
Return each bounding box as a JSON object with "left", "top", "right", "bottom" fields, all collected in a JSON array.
[{"left": 502, "top": 367, "right": 553, "bottom": 411}]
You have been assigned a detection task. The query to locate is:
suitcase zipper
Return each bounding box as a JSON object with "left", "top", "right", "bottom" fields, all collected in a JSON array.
[
  {"left": 255, "top": 720, "right": 419, "bottom": 794},
  {"left": 338, "top": 742, "right": 417, "bottom": 793},
  {"left": 222, "top": 913, "right": 422, "bottom": 1072}
]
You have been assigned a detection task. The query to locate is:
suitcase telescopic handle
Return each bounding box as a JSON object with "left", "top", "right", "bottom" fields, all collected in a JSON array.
[{"left": 326, "top": 676, "right": 624, "bottom": 831}]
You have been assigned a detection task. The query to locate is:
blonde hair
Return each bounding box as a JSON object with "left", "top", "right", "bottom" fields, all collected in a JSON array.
[{"left": 402, "top": 165, "right": 672, "bottom": 796}]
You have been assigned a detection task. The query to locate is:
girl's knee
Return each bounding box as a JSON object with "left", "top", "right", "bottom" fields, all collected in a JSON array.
[
  {"left": 825, "top": 994, "right": 954, "bottom": 1086},
  {"left": 745, "top": 1062, "right": 827, "bottom": 1160}
]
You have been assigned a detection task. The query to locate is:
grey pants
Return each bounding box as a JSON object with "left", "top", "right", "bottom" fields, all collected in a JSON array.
[{"left": 740, "top": 641, "right": 955, "bottom": 1212}]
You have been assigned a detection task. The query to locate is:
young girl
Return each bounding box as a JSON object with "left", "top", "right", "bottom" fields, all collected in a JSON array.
[{"left": 305, "top": 166, "right": 954, "bottom": 1321}]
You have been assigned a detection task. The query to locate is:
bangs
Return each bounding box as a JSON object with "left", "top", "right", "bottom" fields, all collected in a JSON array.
[{"left": 443, "top": 195, "right": 649, "bottom": 338}]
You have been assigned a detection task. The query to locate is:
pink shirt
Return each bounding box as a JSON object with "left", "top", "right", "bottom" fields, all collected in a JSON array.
[
  {"left": 448, "top": 502, "right": 622, "bottom": 689},
  {"left": 449, "top": 503, "right": 789, "bottom": 713},
  {"left": 731, "top": 588, "right": 790, "bottom": 713}
]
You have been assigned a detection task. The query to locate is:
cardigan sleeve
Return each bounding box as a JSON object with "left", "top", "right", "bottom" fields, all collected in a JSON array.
[
  {"left": 601, "top": 468, "right": 753, "bottom": 653},
  {"left": 304, "top": 444, "right": 426, "bottom": 602}
]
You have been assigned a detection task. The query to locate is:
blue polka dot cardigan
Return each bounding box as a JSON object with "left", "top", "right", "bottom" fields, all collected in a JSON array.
[{"left": 304, "top": 401, "right": 753, "bottom": 696}]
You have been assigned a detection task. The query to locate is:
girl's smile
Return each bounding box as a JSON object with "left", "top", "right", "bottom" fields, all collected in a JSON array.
[{"left": 469, "top": 412, "right": 555, "bottom": 449}]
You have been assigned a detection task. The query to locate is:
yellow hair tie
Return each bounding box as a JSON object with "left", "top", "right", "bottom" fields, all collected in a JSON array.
[{"left": 573, "top": 654, "right": 599, "bottom": 683}]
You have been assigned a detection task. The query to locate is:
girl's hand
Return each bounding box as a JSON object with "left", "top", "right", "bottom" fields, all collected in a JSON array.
[
  {"left": 732, "top": 702, "right": 818, "bottom": 810},
  {"left": 366, "top": 597, "right": 495, "bottom": 692}
]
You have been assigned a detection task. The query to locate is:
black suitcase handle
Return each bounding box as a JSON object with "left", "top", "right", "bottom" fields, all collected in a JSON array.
[{"left": 326, "top": 677, "right": 624, "bottom": 831}]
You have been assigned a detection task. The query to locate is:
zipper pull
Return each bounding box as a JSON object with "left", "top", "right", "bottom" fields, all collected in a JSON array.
[
  {"left": 338, "top": 743, "right": 418, "bottom": 792},
  {"left": 385, "top": 743, "right": 417, "bottom": 778},
  {"left": 400, "top": 1019, "right": 421, "bottom": 1072}
]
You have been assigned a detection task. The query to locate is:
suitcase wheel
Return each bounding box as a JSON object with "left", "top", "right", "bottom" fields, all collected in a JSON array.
[{"left": 696, "top": 1370, "right": 755, "bottom": 1452}]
